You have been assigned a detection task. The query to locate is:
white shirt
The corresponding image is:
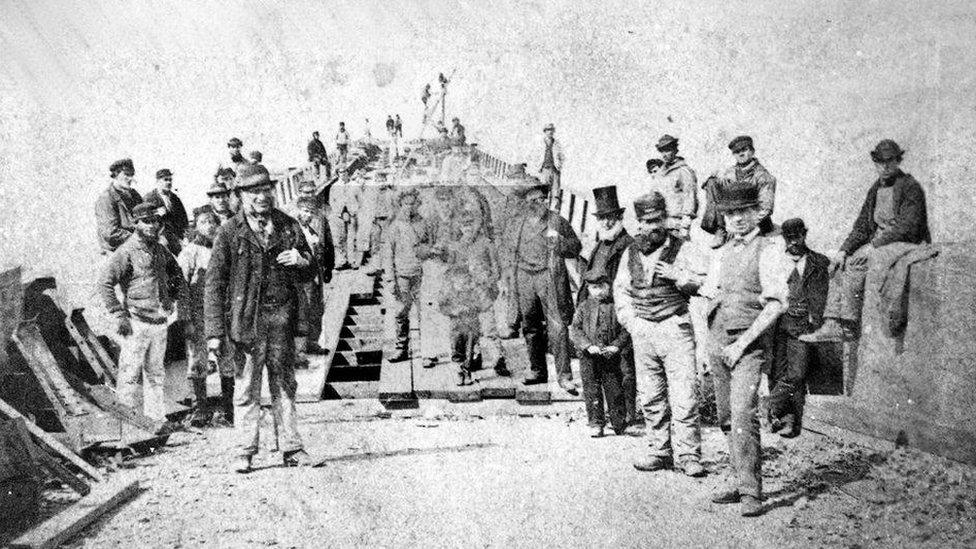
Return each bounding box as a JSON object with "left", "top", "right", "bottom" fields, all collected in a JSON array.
[
  {"left": 700, "top": 228, "right": 791, "bottom": 306},
  {"left": 613, "top": 237, "right": 700, "bottom": 330}
]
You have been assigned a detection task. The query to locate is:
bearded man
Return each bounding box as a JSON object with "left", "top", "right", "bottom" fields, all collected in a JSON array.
[{"left": 613, "top": 191, "right": 706, "bottom": 477}]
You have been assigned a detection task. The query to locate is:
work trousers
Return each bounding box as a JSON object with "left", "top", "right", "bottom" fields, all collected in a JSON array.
[
  {"left": 620, "top": 348, "right": 639, "bottom": 424},
  {"left": 516, "top": 269, "right": 571, "bottom": 381},
  {"left": 631, "top": 315, "right": 701, "bottom": 462},
  {"left": 709, "top": 326, "right": 765, "bottom": 499},
  {"left": 232, "top": 303, "right": 302, "bottom": 457},
  {"left": 448, "top": 307, "right": 503, "bottom": 365},
  {"left": 580, "top": 354, "right": 626, "bottom": 431},
  {"left": 300, "top": 280, "right": 324, "bottom": 350},
  {"left": 368, "top": 218, "right": 388, "bottom": 262},
  {"left": 769, "top": 326, "right": 811, "bottom": 425},
  {"left": 186, "top": 330, "right": 236, "bottom": 379},
  {"left": 329, "top": 213, "right": 358, "bottom": 267},
  {"left": 117, "top": 318, "right": 169, "bottom": 421},
  {"left": 540, "top": 167, "right": 561, "bottom": 205},
  {"left": 393, "top": 274, "right": 423, "bottom": 351},
  {"left": 822, "top": 244, "right": 872, "bottom": 323}
]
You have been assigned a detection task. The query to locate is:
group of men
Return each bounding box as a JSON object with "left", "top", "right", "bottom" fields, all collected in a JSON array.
[{"left": 93, "top": 119, "right": 933, "bottom": 513}]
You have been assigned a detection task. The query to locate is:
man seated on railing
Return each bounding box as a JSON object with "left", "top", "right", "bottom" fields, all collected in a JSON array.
[{"left": 800, "top": 139, "right": 931, "bottom": 343}]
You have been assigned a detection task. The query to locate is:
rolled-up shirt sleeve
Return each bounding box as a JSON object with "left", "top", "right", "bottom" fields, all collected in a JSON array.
[
  {"left": 758, "top": 240, "right": 791, "bottom": 307},
  {"left": 612, "top": 248, "right": 635, "bottom": 330}
]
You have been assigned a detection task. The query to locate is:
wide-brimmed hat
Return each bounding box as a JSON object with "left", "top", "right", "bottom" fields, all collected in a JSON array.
[
  {"left": 716, "top": 184, "right": 760, "bottom": 212},
  {"left": 592, "top": 186, "right": 625, "bottom": 217},
  {"left": 870, "top": 139, "right": 905, "bottom": 162},
  {"left": 655, "top": 134, "right": 679, "bottom": 152},
  {"left": 206, "top": 180, "right": 230, "bottom": 196},
  {"left": 633, "top": 191, "right": 668, "bottom": 220},
  {"left": 235, "top": 164, "right": 274, "bottom": 191}
]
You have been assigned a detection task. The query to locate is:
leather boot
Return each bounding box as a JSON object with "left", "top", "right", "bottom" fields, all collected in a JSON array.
[
  {"left": 216, "top": 376, "right": 235, "bottom": 427},
  {"left": 189, "top": 378, "right": 210, "bottom": 427}
]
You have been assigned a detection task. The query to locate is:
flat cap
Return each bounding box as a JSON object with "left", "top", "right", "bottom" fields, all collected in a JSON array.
[
  {"left": 781, "top": 218, "right": 807, "bottom": 237},
  {"left": 155, "top": 168, "right": 173, "bottom": 179},
  {"left": 655, "top": 134, "right": 679, "bottom": 151},
  {"left": 728, "top": 135, "right": 754, "bottom": 152},
  {"left": 870, "top": 139, "right": 905, "bottom": 162},
  {"left": 206, "top": 180, "right": 230, "bottom": 196},
  {"left": 227, "top": 137, "right": 243, "bottom": 147},
  {"left": 249, "top": 150, "right": 263, "bottom": 162},
  {"left": 634, "top": 191, "right": 668, "bottom": 219},
  {"left": 109, "top": 158, "right": 134, "bottom": 175},
  {"left": 235, "top": 164, "right": 274, "bottom": 191},
  {"left": 132, "top": 201, "right": 162, "bottom": 222},
  {"left": 543, "top": 122, "right": 555, "bottom": 131}
]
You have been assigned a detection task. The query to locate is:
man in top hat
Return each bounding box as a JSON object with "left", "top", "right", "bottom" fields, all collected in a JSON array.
[
  {"left": 308, "top": 131, "right": 331, "bottom": 180},
  {"left": 698, "top": 183, "right": 792, "bottom": 516},
  {"left": 219, "top": 137, "right": 252, "bottom": 177},
  {"left": 145, "top": 168, "right": 188, "bottom": 256},
  {"left": 653, "top": 134, "right": 699, "bottom": 240},
  {"left": 702, "top": 135, "right": 778, "bottom": 242},
  {"left": 205, "top": 163, "right": 317, "bottom": 472},
  {"left": 580, "top": 186, "right": 641, "bottom": 425},
  {"left": 614, "top": 191, "right": 706, "bottom": 476},
  {"left": 506, "top": 177, "right": 581, "bottom": 394},
  {"left": 801, "top": 139, "right": 930, "bottom": 343},
  {"left": 768, "top": 218, "right": 829, "bottom": 437},
  {"left": 99, "top": 202, "right": 188, "bottom": 421},
  {"left": 535, "top": 123, "right": 565, "bottom": 201},
  {"left": 95, "top": 158, "right": 143, "bottom": 253}
]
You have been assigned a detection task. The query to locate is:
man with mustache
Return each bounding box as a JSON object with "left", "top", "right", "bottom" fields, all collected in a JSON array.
[
  {"left": 99, "top": 202, "right": 188, "bottom": 421},
  {"left": 613, "top": 192, "right": 706, "bottom": 476},
  {"left": 699, "top": 184, "right": 792, "bottom": 517},
  {"left": 205, "top": 164, "right": 317, "bottom": 473},
  {"left": 768, "top": 218, "right": 829, "bottom": 438},
  {"left": 95, "top": 158, "right": 143, "bottom": 253}
]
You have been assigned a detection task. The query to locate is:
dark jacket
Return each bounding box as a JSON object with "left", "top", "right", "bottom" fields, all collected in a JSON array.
[
  {"left": 504, "top": 209, "right": 582, "bottom": 324},
  {"left": 840, "top": 171, "right": 931, "bottom": 254},
  {"left": 308, "top": 138, "right": 328, "bottom": 162},
  {"left": 204, "top": 209, "right": 316, "bottom": 344},
  {"left": 145, "top": 189, "right": 189, "bottom": 252},
  {"left": 569, "top": 297, "right": 631, "bottom": 351},
  {"left": 577, "top": 228, "right": 634, "bottom": 303},
  {"left": 99, "top": 234, "right": 187, "bottom": 323},
  {"left": 779, "top": 250, "right": 830, "bottom": 336},
  {"left": 95, "top": 184, "right": 143, "bottom": 252},
  {"left": 302, "top": 212, "right": 335, "bottom": 283}
]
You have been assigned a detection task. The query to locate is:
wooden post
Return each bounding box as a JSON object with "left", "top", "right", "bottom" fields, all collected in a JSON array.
[
  {"left": 568, "top": 193, "right": 576, "bottom": 225},
  {"left": 580, "top": 200, "right": 588, "bottom": 234}
]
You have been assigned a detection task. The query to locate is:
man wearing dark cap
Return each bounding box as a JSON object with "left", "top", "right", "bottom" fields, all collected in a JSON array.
[
  {"left": 654, "top": 135, "right": 699, "bottom": 240},
  {"left": 99, "top": 202, "right": 188, "bottom": 421},
  {"left": 769, "top": 218, "right": 829, "bottom": 437},
  {"left": 506, "top": 177, "right": 581, "bottom": 394},
  {"left": 249, "top": 150, "right": 263, "bottom": 164},
  {"left": 698, "top": 184, "right": 792, "bottom": 517},
  {"left": 220, "top": 137, "right": 251, "bottom": 177},
  {"left": 580, "top": 186, "right": 641, "bottom": 425},
  {"left": 95, "top": 158, "right": 143, "bottom": 252},
  {"left": 701, "top": 135, "right": 778, "bottom": 242},
  {"left": 201, "top": 177, "right": 236, "bottom": 224},
  {"left": 145, "top": 168, "right": 188, "bottom": 256},
  {"left": 307, "top": 131, "right": 331, "bottom": 180},
  {"left": 205, "top": 164, "right": 317, "bottom": 473},
  {"left": 614, "top": 191, "right": 706, "bottom": 476},
  {"left": 801, "top": 139, "right": 930, "bottom": 343}
]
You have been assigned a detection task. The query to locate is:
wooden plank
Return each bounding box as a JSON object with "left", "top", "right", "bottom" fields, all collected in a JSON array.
[
  {"left": 303, "top": 273, "right": 354, "bottom": 402},
  {"left": 13, "top": 419, "right": 90, "bottom": 497},
  {"left": 12, "top": 321, "right": 90, "bottom": 421},
  {"left": 9, "top": 478, "right": 140, "bottom": 549},
  {"left": 82, "top": 384, "right": 165, "bottom": 435},
  {"left": 70, "top": 310, "right": 118, "bottom": 382},
  {"left": 0, "top": 398, "right": 103, "bottom": 482}
]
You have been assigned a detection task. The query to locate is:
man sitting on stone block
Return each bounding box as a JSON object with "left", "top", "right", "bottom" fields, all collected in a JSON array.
[{"left": 801, "top": 139, "right": 931, "bottom": 343}]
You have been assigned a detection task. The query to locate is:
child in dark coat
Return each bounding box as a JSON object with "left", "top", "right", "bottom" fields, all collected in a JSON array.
[{"left": 569, "top": 267, "right": 632, "bottom": 437}]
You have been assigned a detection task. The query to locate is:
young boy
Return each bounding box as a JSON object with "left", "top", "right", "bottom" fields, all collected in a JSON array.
[
  {"left": 569, "top": 267, "right": 631, "bottom": 437},
  {"left": 383, "top": 188, "right": 429, "bottom": 362},
  {"left": 179, "top": 210, "right": 236, "bottom": 426}
]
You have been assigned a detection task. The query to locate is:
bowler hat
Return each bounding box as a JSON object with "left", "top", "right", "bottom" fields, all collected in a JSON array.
[
  {"left": 728, "top": 135, "right": 754, "bottom": 152},
  {"left": 634, "top": 191, "right": 668, "bottom": 219},
  {"left": 583, "top": 266, "right": 609, "bottom": 284},
  {"left": 132, "top": 201, "right": 162, "bottom": 222},
  {"left": 206, "top": 180, "right": 230, "bottom": 196},
  {"left": 716, "top": 183, "right": 760, "bottom": 212},
  {"left": 592, "top": 186, "right": 625, "bottom": 217},
  {"left": 109, "top": 158, "right": 134, "bottom": 175},
  {"left": 870, "top": 139, "right": 905, "bottom": 162},
  {"left": 227, "top": 137, "right": 243, "bottom": 147},
  {"left": 155, "top": 168, "right": 173, "bottom": 179},
  {"left": 235, "top": 164, "right": 274, "bottom": 191},
  {"left": 781, "top": 218, "right": 807, "bottom": 238},
  {"left": 655, "top": 134, "right": 679, "bottom": 151}
]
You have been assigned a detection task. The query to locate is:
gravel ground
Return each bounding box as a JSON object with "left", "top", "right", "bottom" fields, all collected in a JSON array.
[{"left": 29, "top": 399, "right": 973, "bottom": 548}]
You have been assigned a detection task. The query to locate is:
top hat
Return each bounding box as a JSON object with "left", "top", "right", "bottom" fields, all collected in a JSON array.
[
  {"left": 133, "top": 201, "right": 162, "bottom": 222},
  {"left": 583, "top": 266, "right": 609, "bottom": 284},
  {"left": 870, "top": 139, "right": 905, "bottom": 162},
  {"left": 235, "top": 164, "right": 274, "bottom": 191},
  {"left": 655, "top": 134, "right": 679, "bottom": 151},
  {"left": 155, "top": 168, "right": 173, "bottom": 179},
  {"left": 716, "top": 183, "right": 760, "bottom": 212},
  {"left": 592, "top": 186, "right": 625, "bottom": 217},
  {"left": 781, "top": 218, "right": 807, "bottom": 238},
  {"left": 634, "top": 191, "right": 668, "bottom": 219},
  {"left": 728, "top": 135, "right": 754, "bottom": 152}
]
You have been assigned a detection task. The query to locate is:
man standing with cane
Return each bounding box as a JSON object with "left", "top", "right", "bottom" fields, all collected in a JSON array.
[{"left": 205, "top": 164, "right": 317, "bottom": 473}]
